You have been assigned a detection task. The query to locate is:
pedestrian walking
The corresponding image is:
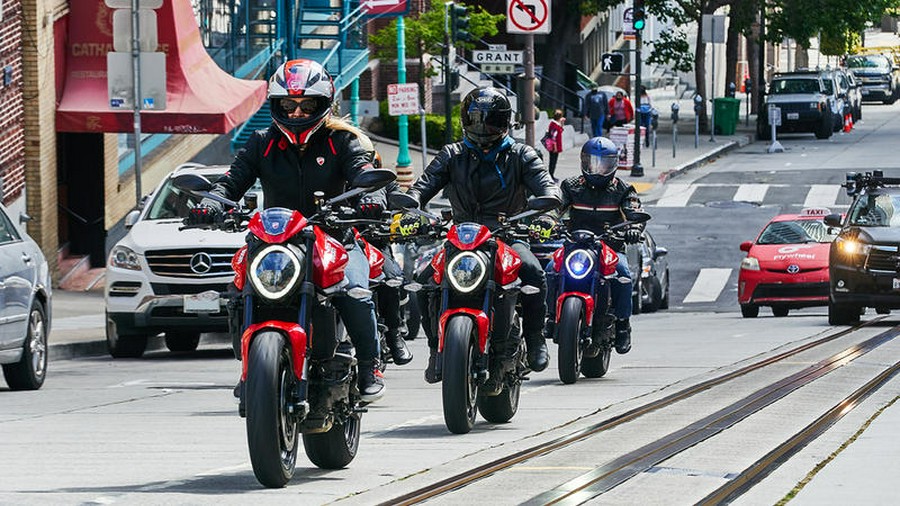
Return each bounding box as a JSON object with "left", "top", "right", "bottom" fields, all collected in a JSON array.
[
  {"left": 544, "top": 109, "right": 565, "bottom": 179},
  {"left": 607, "top": 91, "right": 634, "bottom": 131},
  {"left": 582, "top": 86, "right": 609, "bottom": 137}
]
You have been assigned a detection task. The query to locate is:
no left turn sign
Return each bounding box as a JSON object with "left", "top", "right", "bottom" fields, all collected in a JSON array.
[{"left": 506, "top": 0, "right": 551, "bottom": 34}]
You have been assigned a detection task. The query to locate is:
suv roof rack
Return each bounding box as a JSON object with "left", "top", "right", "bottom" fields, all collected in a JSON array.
[{"left": 843, "top": 171, "right": 900, "bottom": 196}]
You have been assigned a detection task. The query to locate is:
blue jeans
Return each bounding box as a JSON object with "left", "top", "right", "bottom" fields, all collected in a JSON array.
[
  {"left": 545, "top": 250, "right": 633, "bottom": 320},
  {"left": 332, "top": 244, "right": 379, "bottom": 362},
  {"left": 591, "top": 117, "right": 604, "bottom": 137}
]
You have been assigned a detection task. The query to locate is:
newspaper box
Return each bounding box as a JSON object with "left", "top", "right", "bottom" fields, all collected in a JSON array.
[{"left": 608, "top": 124, "right": 646, "bottom": 170}]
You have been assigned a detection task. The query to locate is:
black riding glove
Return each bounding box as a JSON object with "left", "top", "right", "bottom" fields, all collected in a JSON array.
[{"left": 624, "top": 227, "right": 642, "bottom": 244}]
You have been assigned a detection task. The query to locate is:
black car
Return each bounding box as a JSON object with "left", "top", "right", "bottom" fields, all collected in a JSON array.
[
  {"left": 627, "top": 230, "right": 669, "bottom": 314},
  {"left": 826, "top": 171, "right": 900, "bottom": 324}
]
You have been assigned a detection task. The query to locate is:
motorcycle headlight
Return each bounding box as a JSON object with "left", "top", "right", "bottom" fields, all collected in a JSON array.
[
  {"left": 740, "top": 256, "right": 760, "bottom": 271},
  {"left": 565, "top": 249, "right": 594, "bottom": 279},
  {"left": 447, "top": 252, "right": 487, "bottom": 293},
  {"left": 109, "top": 245, "right": 142, "bottom": 271},
  {"left": 249, "top": 245, "right": 304, "bottom": 300}
]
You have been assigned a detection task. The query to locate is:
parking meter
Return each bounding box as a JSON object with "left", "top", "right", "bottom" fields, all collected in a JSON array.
[
  {"left": 744, "top": 77, "right": 752, "bottom": 125},
  {"left": 671, "top": 102, "right": 679, "bottom": 158},
  {"left": 693, "top": 95, "right": 703, "bottom": 148},
  {"left": 727, "top": 82, "right": 736, "bottom": 98},
  {"left": 671, "top": 102, "right": 680, "bottom": 123}
]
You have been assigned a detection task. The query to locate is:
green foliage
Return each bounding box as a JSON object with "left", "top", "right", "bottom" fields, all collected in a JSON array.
[
  {"left": 377, "top": 101, "right": 463, "bottom": 150},
  {"left": 767, "top": 0, "right": 900, "bottom": 50},
  {"left": 647, "top": 29, "right": 694, "bottom": 73}
]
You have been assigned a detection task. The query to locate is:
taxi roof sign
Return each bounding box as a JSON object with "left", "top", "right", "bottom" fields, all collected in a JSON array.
[{"left": 800, "top": 207, "right": 832, "bottom": 216}]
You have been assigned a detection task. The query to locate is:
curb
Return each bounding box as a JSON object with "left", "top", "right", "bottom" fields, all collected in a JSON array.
[
  {"left": 49, "top": 339, "right": 108, "bottom": 361},
  {"left": 657, "top": 133, "right": 754, "bottom": 185}
]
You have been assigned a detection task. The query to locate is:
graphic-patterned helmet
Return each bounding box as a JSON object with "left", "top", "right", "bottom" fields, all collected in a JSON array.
[
  {"left": 580, "top": 136, "right": 620, "bottom": 187},
  {"left": 267, "top": 59, "right": 335, "bottom": 145},
  {"left": 460, "top": 87, "right": 511, "bottom": 149}
]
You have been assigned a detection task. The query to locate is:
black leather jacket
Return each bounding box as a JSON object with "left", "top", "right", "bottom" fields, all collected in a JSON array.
[
  {"left": 209, "top": 123, "right": 382, "bottom": 218},
  {"left": 557, "top": 175, "right": 645, "bottom": 252},
  {"left": 407, "top": 139, "right": 561, "bottom": 228}
]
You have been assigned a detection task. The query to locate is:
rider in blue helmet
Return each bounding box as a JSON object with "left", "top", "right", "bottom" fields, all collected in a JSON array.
[{"left": 529, "top": 136, "right": 647, "bottom": 354}]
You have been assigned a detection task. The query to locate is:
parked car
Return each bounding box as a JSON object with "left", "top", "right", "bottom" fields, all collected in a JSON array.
[
  {"left": 738, "top": 207, "right": 837, "bottom": 318},
  {"left": 627, "top": 229, "right": 669, "bottom": 314},
  {"left": 758, "top": 71, "right": 834, "bottom": 140},
  {"left": 0, "top": 204, "right": 52, "bottom": 390},
  {"left": 817, "top": 69, "right": 847, "bottom": 132},
  {"left": 837, "top": 67, "right": 863, "bottom": 122},
  {"left": 845, "top": 54, "right": 899, "bottom": 104},
  {"left": 105, "top": 163, "right": 259, "bottom": 358},
  {"left": 826, "top": 171, "right": 900, "bottom": 324}
]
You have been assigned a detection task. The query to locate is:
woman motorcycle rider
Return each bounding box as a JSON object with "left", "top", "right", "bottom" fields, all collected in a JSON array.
[
  {"left": 529, "top": 136, "right": 647, "bottom": 354},
  {"left": 187, "top": 59, "right": 387, "bottom": 402},
  {"left": 398, "top": 86, "right": 562, "bottom": 383}
]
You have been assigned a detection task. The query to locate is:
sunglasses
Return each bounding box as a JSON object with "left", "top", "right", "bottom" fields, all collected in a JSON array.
[{"left": 280, "top": 98, "right": 319, "bottom": 115}]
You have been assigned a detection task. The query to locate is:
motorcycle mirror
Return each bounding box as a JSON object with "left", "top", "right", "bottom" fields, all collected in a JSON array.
[
  {"left": 824, "top": 213, "right": 843, "bottom": 227},
  {"left": 172, "top": 173, "right": 213, "bottom": 192},
  {"left": 441, "top": 209, "right": 453, "bottom": 222},
  {"left": 352, "top": 169, "right": 396, "bottom": 191},
  {"left": 243, "top": 192, "right": 259, "bottom": 212},
  {"left": 527, "top": 195, "right": 561, "bottom": 212},
  {"left": 388, "top": 192, "right": 419, "bottom": 210},
  {"left": 630, "top": 210, "right": 652, "bottom": 224}
]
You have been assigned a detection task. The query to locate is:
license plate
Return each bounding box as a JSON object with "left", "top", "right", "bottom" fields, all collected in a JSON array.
[
  {"left": 893, "top": 278, "right": 900, "bottom": 290},
  {"left": 184, "top": 290, "right": 221, "bottom": 313},
  {"left": 787, "top": 112, "right": 799, "bottom": 120}
]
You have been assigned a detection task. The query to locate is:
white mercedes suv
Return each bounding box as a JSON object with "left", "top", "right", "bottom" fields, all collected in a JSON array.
[{"left": 105, "top": 163, "right": 258, "bottom": 358}]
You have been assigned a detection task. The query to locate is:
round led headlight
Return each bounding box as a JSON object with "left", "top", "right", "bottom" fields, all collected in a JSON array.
[
  {"left": 565, "top": 249, "right": 594, "bottom": 279},
  {"left": 249, "top": 245, "right": 303, "bottom": 300},
  {"left": 446, "top": 251, "right": 487, "bottom": 293}
]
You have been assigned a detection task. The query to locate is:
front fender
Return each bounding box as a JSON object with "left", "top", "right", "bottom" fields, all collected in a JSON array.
[
  {"left": 438, "top": 309, "right": 490, "bottom": 353},
  {"left": 556, "top": 292, "right": 595, "bottom": 325},
  {"left": 241, "top": 321, "right": 307, "bottom": 381}
]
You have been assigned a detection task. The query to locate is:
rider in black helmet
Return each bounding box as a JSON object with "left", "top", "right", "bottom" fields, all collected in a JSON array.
[{"left": 397, "top": 86, "right": 562, "bottom": 387}]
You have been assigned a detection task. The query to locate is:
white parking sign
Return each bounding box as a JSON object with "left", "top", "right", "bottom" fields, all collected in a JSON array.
[{"left": 387, "top": 83, "right": 420, "bottom": 116}]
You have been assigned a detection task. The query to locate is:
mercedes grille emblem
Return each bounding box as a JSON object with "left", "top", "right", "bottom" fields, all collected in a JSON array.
[
  {"left": 190, "top": 252, "right": 213, "bottom": 274},
  {"left": 787, "top": 264, "right": 800, "bottom": 274}
]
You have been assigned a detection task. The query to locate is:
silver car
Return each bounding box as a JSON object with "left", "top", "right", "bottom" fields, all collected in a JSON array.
[{"left": 0, "top": 204, "right": 52, "bottom": 390}]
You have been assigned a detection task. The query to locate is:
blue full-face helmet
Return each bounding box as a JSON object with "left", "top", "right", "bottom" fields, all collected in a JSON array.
[{"left": 580, "top": 136, "right": 620, "bottom": 187}]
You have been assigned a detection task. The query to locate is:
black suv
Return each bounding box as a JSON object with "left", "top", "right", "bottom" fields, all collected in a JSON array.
[
  {"left": 845, "top": 54, "right": 899, "bottom": 104},
  {"left": 825, "top": 171, "right": 900, "bottom": 324}
]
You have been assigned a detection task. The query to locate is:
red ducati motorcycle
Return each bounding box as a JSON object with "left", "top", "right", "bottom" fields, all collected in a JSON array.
[
  {"left": 392, "top": 194, "right": 558, "bottom": 434},
  {"left": 174, "top": 169, "right": 395, "bottom": 488}
]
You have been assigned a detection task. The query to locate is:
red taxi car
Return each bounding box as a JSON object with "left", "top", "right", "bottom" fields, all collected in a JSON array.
[{"left": 738, "top": 208, "right": 839, "bottom": 317}]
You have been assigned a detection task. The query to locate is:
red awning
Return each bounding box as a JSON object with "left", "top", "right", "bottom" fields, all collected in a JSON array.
[{"left": 56, "top": 0, "right": 267, "bottom": 134}]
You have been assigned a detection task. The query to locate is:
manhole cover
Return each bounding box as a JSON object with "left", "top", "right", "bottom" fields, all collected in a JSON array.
[{"left": 705, "top": 200, "right": 760, "bottom": 209}]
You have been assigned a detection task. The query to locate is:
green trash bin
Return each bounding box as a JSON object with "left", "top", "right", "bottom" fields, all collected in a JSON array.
[{"left": 713, "top": 97, "right": 741, "bottom": 135}]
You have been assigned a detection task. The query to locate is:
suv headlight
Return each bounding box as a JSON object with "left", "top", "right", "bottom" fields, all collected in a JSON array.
[
  {"left": 109, "top": 245, "right": 142, "bottom": 271},
  {"left": 740, "top": 256, "right": 760, "bottom": 271},
  {"left": 835, "top": 237, "right": 871, "bottom": 256},
  {"left": 249, "top": 245, "right": 304, "bottom": 300},
  {"left": 447, "top": 251, "right": 487, "bottom": 293}
]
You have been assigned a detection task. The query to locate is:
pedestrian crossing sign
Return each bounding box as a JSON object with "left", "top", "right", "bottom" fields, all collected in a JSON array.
[{"left": 602, "top": 52, "right": 624, "bottom": 73}]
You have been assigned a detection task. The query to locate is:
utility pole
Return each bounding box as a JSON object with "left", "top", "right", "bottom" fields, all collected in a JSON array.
[
  {"left": 396, "top": 15, "right": 412, "bottom": 173},
  {"left": 444, "top": 2, "right": 452, "bottom": 144},
  {"left": 631, "top": 0, "right": 645, "bottom": 177},
  {"left": 524, "top": 34, "right": 535, "bottom": 146},
  {"left": 131, "top": 0, "right": 143, "bottom": 205}
]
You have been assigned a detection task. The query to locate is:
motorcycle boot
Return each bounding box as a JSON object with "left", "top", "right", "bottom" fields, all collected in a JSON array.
[
  {"left": 525, "top": 331, "right": 549, "bottom": 372},
  {"left": 615, "top": 319, "right": 632, "bottom": 354},
  {"left": 358, "top": 360, "right": 385, "bottom": 402},
  {"left": 386, "top": 328, "right": 413, "bottom": 365},
  {"left": 424, "top": 348, "right": 442, "bottom": 383}
]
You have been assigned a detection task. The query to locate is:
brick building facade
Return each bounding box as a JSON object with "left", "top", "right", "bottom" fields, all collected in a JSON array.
[{"left": 0, "top": 0, "right": 25, "bottom": 206}]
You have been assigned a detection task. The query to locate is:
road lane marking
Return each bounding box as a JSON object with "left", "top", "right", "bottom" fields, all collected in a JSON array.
[
  {"left": 683, "top": 268, "right": 732, "bottom": 303},
  {"left": 733, "top": 184, "right": 769, "bottom": 203},
  {"left": 803, "top": 184, "right": 840, "bottom": 208},
  {"left": 655, "top": 184, "right": 697, "bottom": 207}
]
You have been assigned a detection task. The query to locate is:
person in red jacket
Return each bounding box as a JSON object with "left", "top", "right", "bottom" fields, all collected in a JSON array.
[
  {"left": 607, "top": 91, "right": 634, "bottom": 130},
  {"left": 545, "top": 109, "right": 565, "bottom": 178}
]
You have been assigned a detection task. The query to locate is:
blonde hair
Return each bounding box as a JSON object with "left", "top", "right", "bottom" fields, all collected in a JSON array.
[{"left": 553, "top": 109, "right": 564, "bottom": 120}]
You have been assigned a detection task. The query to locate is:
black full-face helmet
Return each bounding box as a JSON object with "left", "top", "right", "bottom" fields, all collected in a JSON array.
[
  {"left": 268, "top": 59, "right": 334, "bottom": 145},
  {"left": 460, "top": 87, "right": 512, "bottom": 150}
]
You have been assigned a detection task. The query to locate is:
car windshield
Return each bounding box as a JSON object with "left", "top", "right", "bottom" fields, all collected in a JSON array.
[
  {"left": 848, "top": 193, "right": 900, "bottom": 227},
  {"left": 145, "top": 177, "right": 217, "bottom": 220},
  {"left": 757, "top": 220, "right": 837, "bottom": 244},
  {"left": 846, "top": 55, "right": 890, "bottom": 70},
  {"left": 771, "top": 79, "right": 820, "bottom": 94},
  {"left": 821, "top": 78, "right": 834, "bottom": 94}
]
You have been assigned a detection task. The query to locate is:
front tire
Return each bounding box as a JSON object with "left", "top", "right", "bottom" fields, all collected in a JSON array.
[
  {"left": 815, "top": 116, "right": 833, "bottom": 139},
  {"left": 659, "top": 270, "right": 670, "bottom": 310},
  {"left": 303, "top": 412, "right": 361, "bottom": 469},
  {"left": 106, "top": 316, "right": 148, "bottom": 358},
  {"left": 2, "top": 301, "right": 48, "bottom": 390},
  {"left": 442, "top": 316, "right": 478, "bottom": 434},
  {"left": 557, "top": 298, "right": 583, "bottom": 384},
  {"left": 165, "top": 331, "right": 201, "bottom": 353},
  {"left": 772, "top": 306, "right": 789, "bottom": 317},
  {"left": 828, "top": 301, "right": 860, "bottom": 325},
  {"left": 741, "top": 304, "right": 759, "bottom": 318},
  {"left": 246, "top": 332, "right": 298, "bottom": 488}
]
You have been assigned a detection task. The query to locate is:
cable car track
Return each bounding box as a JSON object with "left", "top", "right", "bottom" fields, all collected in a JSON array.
[{"left": 380, "top": 319, "right": 898, "bottom": 505}]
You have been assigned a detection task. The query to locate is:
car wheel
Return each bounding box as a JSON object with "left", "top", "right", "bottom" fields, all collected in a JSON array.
[
  {"left": 772, "top": 306, "right": 789, "bottom": 317},
  {"left": 644, "top": 278, "right": 662, "bottom": 313},
  {"left": 632, "top": 288, "right": 642, "bottom": 316},
  {"left": 165, "top": 331, "right": 201, "bottom": 353},
  {"left": 875, "top": 307, "right": 891, "bottom": 315},
  {"left": 106, "top": 317, "right": 149, "bottom": 358},
  {"left": 828, "top": 302, "right": 860, "bottom": 325},
  {"left": 815, "top": 116, "right": 833, "bottom": 139},
  {"left": 2, "top": 301, "right": 48, "bottom": 390},
  {"left": 658, "top": 270, "right": 670, "bottom": 310},
  {"left": 741, "top": 304, "right": 759, "bottom": 318}
]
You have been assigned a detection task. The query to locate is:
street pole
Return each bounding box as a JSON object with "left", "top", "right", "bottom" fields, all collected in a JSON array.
[
  {"left": 632, "top": 16, "right": 644, "bottom": 177},
  {"left": 396, "top": 16, "right": 412, "bottom": 174},
  {"left": 420, "top": 107, "right": 428, "bottom": 173},
  {"left": 131, "top": 0, "right": 143, "bottom": 207},
  {"left": 524, "top": 34, "right": 535, "bottom": 146},
  {"left": 709, "top": 18, "right": 717, "bottom": 143},
  {"left": 350, "top": 77, "right": 359, "bottom": 126},
  {"left": 444, "top": 3, "right": 452, "bottom": 144}
]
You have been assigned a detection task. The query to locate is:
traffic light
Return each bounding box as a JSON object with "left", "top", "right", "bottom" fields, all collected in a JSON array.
[
  {"left": 451, "top": 3, "right": 471, "bottom": 44},
  {"left": 633, "top": 0, "right": 646, "bottom": 32}
]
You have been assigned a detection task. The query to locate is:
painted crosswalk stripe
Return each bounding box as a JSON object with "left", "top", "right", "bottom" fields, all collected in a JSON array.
[
  {"left": 655, "top": 184, "right": 697, "bottom": 207},
  {"left": 733, "top": 184, "right": 769, "bottom": 203},
  {"left": 803, "top": 185, "right": 840, "bottom": 208},
  {"left": 683, "top": 268, "right": 732, "bottom": 303}
]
